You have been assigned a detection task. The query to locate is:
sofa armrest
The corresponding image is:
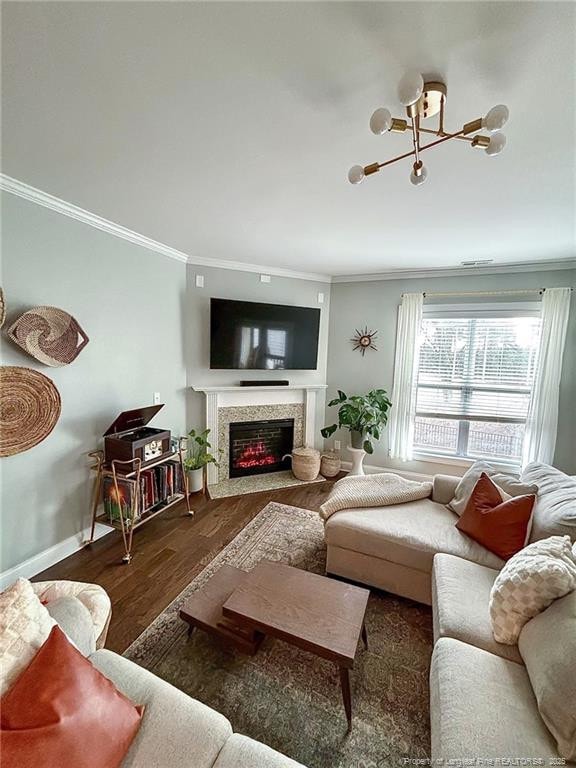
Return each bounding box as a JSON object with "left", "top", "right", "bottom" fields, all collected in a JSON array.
[
  {"left": 32, "top": 580, "right": 112, "bottom": 649},
  {"left": 46, "top": 596, "right": 97, "bottom": 657},
  {"left": 432, "top": 474, "right": 460, "bottom": 505}
]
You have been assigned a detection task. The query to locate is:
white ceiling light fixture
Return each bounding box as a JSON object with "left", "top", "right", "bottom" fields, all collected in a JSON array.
[{"left": 349, "top": 74, "right": 509, "bottom": 187}]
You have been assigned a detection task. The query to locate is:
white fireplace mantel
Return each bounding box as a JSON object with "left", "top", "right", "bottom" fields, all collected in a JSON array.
[{"left": 192, "top": 384, "right": 328, "bottom": 484}]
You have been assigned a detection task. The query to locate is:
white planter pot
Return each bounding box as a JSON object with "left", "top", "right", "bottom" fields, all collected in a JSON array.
[{"left": 187, "top": 468, "right": 204, "bottom": 493}]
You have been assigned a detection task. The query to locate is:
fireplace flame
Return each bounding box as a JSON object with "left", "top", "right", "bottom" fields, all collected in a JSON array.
[{"left": 235, "top": 440, "right": 277, "bottom": 469}]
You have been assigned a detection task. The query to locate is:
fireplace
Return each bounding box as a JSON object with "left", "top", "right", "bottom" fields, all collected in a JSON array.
[{"left": 229, "top": 419, "right": 295, "bottom": 478}]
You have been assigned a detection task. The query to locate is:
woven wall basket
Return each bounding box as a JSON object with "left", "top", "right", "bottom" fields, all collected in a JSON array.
[
  {"left": 7, "top": 306, "right": 89, "bottom": 367},
  {"left": 0, "top": 366, "right": 62, "bottom": 457},
  {"left": 0, "top": 288, "right": 5, "bottom": 329}
]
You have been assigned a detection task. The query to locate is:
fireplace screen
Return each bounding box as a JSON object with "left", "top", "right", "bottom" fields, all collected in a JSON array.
[{"left": 229, "top": 418, "right": 295, "bottom": 478}]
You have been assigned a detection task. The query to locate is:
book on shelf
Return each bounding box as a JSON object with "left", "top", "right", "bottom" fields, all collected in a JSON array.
[{"left": 103, "top": 458, "right": 185, "bottom": 526}]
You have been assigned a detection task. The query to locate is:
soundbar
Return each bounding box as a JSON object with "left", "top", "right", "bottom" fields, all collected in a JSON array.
[{"left": 240, "top": 380, "right": 290, "bottom": 387}]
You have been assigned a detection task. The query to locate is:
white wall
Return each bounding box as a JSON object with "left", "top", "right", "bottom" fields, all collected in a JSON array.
[
  {"left": 0, "top": 192, "right": 187, "bottom": 573},
  {"left": 326, "top": 270, "right": 576, "bottom": 477},
  {"left": 184, "top": 265, "right": 330, "bottom": 441}
]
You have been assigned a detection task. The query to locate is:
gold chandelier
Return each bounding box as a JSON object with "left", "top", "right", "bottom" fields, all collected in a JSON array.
[{"left": 348, "top": 72, "right": 509, "bottom": 187}]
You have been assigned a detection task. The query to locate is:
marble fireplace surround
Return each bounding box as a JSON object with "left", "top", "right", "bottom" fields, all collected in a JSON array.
[{"left": 193, "top": 385, "right": 328, "bottom": 485}]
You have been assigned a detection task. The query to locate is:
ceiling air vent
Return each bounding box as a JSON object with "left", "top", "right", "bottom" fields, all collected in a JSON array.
[{"left": 461, "top": 259, "right": 494, "bottom": 267}]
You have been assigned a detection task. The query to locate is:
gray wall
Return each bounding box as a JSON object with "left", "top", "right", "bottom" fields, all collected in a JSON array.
[
  {"left": 185, "top": 265, "right": 330, "bottom": 441},
  {"left": 326, "top": 269, "right": 576, "bottom": 477},
  {"left": 0, "top": 193, "right": 187, "bottom": 571}
]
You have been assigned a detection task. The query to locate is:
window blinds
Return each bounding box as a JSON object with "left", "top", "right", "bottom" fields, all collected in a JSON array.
[{"left": 417, "top": 316, "right": 542, "bottom": 424}]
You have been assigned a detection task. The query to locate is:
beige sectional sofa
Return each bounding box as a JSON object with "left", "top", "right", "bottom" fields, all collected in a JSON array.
[
  {"left": 324, "top": 461, "right": 576, "bottom": 763},
  {"left": 431, "top": 553, "right": 574, "bottom": 762},
  {"left": 325, "top": 473, "right": 503, "bottom": 604}
]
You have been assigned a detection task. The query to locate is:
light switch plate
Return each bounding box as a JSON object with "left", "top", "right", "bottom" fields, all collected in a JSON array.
[
  {"left": 260, "top": 274, "right": 271, "bottom": 283},
  {"left": 334, "top": 440, "right": 341, "bottom": 450},
  {"left": 195, "top": 274, "right": 204, "bottom": 288},
  {"left": 153, "top": 392, "right": 161, "bottom": 405},
  {"left": 318, "top": 292, "right": 324, "bottom": 304}
]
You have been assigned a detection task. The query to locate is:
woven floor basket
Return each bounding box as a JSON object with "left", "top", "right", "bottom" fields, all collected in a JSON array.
[
  {"left": 0, "top": 366, "right": 62, "bottom": 457},
  {"left": 0, "top": 288, "right": 5, "bottom": 329},
  {"left": 291, "top": 447, "right": 321, "bottom": 482},
  {"left": 320, "top": 451, "right": 341, "bottom": 478},
  {"left": 7, "top": 306, "right": 89, "bottom": 367}
]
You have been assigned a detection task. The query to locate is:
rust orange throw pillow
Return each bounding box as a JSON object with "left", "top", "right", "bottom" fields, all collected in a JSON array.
[
  {"left": 0, "top": 626, "right": 143, "bottom": 768},
  {"left": 456, "top": 472, "right": 535, "bottom": 560}
]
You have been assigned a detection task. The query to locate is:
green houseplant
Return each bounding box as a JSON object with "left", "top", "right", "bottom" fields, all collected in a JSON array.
[
  {"left": 321, "top": 389, "right": 392, "bottom": 454},
  {"left": 183, "top": 428, "right": 219, "bottom": 492}
]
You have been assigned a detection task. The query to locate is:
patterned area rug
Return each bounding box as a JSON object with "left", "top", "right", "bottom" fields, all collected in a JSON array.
[{"left": 125, "top": 502, "right": 433, "bottom": 768}]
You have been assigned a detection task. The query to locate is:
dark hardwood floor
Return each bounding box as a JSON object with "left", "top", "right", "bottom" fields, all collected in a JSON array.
[{"left": 35, "top": 479, "right": 340, "bottom": 654}]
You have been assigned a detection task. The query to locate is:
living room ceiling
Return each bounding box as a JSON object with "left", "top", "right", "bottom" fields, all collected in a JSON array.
[{"left": 2, "top": 2, "right": 575, "bottom": 277}]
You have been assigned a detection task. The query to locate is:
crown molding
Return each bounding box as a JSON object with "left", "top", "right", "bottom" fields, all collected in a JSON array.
[
  {"left": 0, "top": 174, "right": 332, "bottom": 283},
  {"left": 331, "top": 259, "right": 576, "bottom": 283},
  {"left": 2, "top": 174, "right": 573, "bottom": 285}
]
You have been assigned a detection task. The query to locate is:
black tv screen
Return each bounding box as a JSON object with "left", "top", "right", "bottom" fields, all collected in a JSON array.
[{"left": 210, "top": 298, "right": 320, "bottom": 370}]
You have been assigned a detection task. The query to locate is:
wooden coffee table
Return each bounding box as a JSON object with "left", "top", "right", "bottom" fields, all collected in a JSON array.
[{"left": 180, "top": 560, "right": 370, "bottom": 727}]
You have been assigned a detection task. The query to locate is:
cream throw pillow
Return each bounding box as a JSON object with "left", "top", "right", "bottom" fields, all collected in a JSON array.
[
  {"left": 489, "top": 535, "right": 576, "bottom": 644},
  {"left": 519, "top": 590, "right": 576, "bottom": 761},
  {"left": 447, "top": 461, "right": 536, "bottom": 516},
  {"left": 0, "top": 577, "right": 56, "bottom": 694}
]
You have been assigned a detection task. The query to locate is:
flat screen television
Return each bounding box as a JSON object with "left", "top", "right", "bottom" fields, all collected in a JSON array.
[{"left": 210, "top": 298, "right": 321, "bottom": 370}]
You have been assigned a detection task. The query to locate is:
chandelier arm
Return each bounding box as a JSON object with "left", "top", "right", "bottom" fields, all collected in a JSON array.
[
  {"left": 418, "top": 126, "right": 474, "bottom": 143},
  {"left": 410, "top": 117, "right": 420, "bottom": 165},
  {"left": 375, "top": 129, "right": 467, "bottom": 170}
]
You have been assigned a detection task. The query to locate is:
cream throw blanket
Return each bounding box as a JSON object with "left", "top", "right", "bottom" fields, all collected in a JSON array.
[{"left": 320, "top": 472, "right": 433, "bottom": 521}]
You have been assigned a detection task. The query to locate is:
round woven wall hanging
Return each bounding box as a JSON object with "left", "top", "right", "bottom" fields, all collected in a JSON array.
[
  {"left": 0, "top": 288, "right": 5, "bottom": 329},
  {"left": 7, "top": 306, "right": 89, "bottom": 367},
  {"left": 0, "top": 366, "right": 62, "bottom": 457}
]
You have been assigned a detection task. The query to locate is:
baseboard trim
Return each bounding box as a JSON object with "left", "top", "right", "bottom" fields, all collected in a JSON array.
[
  {"left": 0, "top": 523, "right": 113, "bottom": 591},
  {"left": 340, "top": 461, "right": 432, "bottom": 483}
]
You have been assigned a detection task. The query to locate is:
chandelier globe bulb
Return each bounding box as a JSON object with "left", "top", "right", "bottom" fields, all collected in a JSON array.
[
  {"left": 410, "top": 162, "right": 428, "bottom": 186},
  {"left": 370, "top": 107, "right": 392, "bottom": 135},
  {"left": 484, "top": 132, "right": 507, "bottom": 156},
  {"left": 348, "top": 165, "right": 366, "bottom": 184},
  {"left": 482, "top": 104, "right": 509, "bottom": 132},
  {"left": 397, "top": 71, "right": 424, "bottom": 107}
]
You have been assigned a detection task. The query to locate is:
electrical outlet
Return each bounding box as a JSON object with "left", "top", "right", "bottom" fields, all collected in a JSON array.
[
  {"left": 334, "top": 440, "right": 341, "bottom": 450},
  {"left": 260, "top": 274, "right": 271, "bottom": 283},
  {"left": 153, "top": 392, "right": 161, "bottom": 405},
  {"left": 317, "top": 292, "right": 324, "bottom": 304},
  {"left": 195, "top": 274, "right": 204, "bottom": 288}
]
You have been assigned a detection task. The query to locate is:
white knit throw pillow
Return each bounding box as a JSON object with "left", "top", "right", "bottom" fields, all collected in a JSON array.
[
  {"left": 0, "top": 578, "right": 56, "bottom": 694},
  {"left": 489, "top": 535, "right": 576, "bottom": 645}
]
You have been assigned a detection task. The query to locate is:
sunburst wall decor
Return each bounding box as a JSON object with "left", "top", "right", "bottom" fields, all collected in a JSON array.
[{"left": 351, "top": 326, "right": 378, "bottom": 356}]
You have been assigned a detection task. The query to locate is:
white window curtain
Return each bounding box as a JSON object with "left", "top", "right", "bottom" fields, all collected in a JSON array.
[
  {"left": 522, "top": 287, "right": 571, "bottom": 466},
  {"left": 389, "top": 292, "right": 424, "bottom": 460}
]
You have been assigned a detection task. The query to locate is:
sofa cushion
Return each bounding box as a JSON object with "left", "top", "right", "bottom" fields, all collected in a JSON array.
[
  {"left": 521, "top": 463, "right": 576, "bottom": 542},
  {"left": 489, "top": 535, "right": 576, "bottom": 644},
  {"left": 0, "top": 577, "right": 56, "bottom": 695},
  {"left": 0, "top": 627, "right": 143, "bottom": 768},
  {"left": 90, "top": 649, "right": 232, "bottom": 768},
  {"left": 46, "top": 596, "right": 96, "bottom": 657},
  {"left": 213, "top": 733, "right": 306, "bottom": 768},
  {"left": 455, "top": 474, "right": 535, "bottom": 560},
  {"left": 519, "top": 590, "right": 576, "bottom": 761},
  {"left": 430, "top": 637, "right": 559, "bottom": 761},
  {"left": 324, "top": 498, "right": 504, "bottom": 574},
  {"left": 432, "top": 554, "right": 521, "bottom": 664}
]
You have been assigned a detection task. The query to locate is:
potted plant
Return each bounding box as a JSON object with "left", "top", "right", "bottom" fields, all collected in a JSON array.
[
  {"left": 321, "top": 389, "right": 392, "bottom": 454},
  {"left": 183, "top": 428, "right": 219, "bottom": 493}
]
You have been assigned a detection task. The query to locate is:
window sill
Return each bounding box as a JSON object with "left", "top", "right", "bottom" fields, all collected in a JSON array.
[{"left": 412, "top": 451, "right": 521, "bottom": 473}]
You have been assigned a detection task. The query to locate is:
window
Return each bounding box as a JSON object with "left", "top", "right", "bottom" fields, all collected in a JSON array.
[{"left": 414, "top": 306, "right": 542, "bottom": 464}]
